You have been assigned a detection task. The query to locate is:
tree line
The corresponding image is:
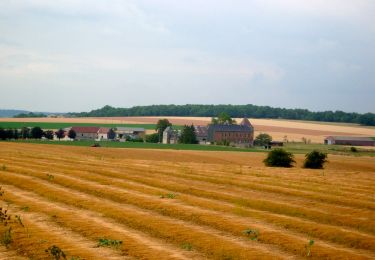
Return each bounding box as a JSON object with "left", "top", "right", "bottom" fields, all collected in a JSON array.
[
  {"left": 0, "top": 127, "right": 76, "bottom": 140},
  {"left": 69, "top": 104, "right": 375, "bottom": 126}
]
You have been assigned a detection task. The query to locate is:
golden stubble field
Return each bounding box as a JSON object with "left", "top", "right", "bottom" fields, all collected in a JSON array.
[
  {"left": 2, "top": 116, "right": 375, "bottom": 143},
  {"left": 0, "top": 142, "right": 374, "bottom": 259}
]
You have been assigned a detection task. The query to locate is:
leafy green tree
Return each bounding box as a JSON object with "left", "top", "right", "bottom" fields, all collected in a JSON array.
[
  {"left": 31, "top": 127, "right": 44, "bottom": 139},
  {"left": 20, "top": 127, "right": 30, "bottom": 139},
  {"left": 0, "top": 128, "right": 6, "bottom": 140},
  {"left": 254, "top": 133, "right": 272, "bottom": 146},
  {"left": 211, "top": 112, "right": 236, "bottom": 125},
  {"left": 264, "top": 148, "right": 295, "bottom": 168},
  {"left": 107, "top": 129, "right": 116, "bottom": 140},
  {"left": 179, "top": 125, "right": 198, "bottom": 144},
  {"left": 14, "top": 129, "right": 19, "bottom": 140},
  {"left": 43, "top": 130, "right": 54, "bottom": 140},
  {"left": 68, "top": 129, "right": 76, "bottom": 140},
  {"left": 55, "top": 129, "right": 65, "bottom": 140},
  {"left": 303, "top": 150, "right": 327, "bottom": 169},
  {"left": 145, "top": 133, "right": 159, "bottom": 143},
  {"left": 156, "top": 119, "right": 172, "bottom": 142}
]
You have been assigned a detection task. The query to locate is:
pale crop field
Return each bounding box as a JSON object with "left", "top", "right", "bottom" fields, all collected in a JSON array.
[{"left": 0, "top": 142, "right": 374, "bottom": 259}]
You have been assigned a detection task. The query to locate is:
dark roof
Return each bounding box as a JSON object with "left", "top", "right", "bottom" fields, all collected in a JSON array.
[
  {"left": 240, "top": 118, "right": 253, "bottom": 128},
  {"left": 208, "top": 124, "right": 253, "bottom": 132},
  {"left": 194, "top": 125, "right": 208, "bottom": 137},
  {"left": 97, "top": 127, "right": 110, "bottom": 134},
  {"left": 71, "top": 126, "right": 100, "bottom": 134},
  {"left": 325, "top": 136, "right": 374, "bottom": 141}
]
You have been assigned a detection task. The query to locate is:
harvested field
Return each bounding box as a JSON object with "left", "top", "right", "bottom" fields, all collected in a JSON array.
[
  {"left": 0, "top": 142, "right": 374, "bottom": 259},
  {"left": 1, "top": 116, "right": 374, "bottom": 143}
]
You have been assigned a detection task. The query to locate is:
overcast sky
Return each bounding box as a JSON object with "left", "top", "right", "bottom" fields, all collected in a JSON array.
[{"left": 0, "top": 0, "right": 374, "bottom": 113}]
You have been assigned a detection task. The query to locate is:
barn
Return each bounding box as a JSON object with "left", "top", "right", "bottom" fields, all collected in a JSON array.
[
  {"left": 324, "top": 136, "right": 375, "bottom": 146},
  {"left": 207, "top": 118, "right": 254, "bottom": 146}
]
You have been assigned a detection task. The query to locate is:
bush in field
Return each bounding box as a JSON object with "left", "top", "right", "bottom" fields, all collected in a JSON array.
[
  {"left": 303, "top": 150, "right": 327, "bottom": 169},
  {"left": 264, "top": 148, "right": 295, "bottom": 167},
  {"left": 145, "top": 133, "right": 159, "bottom": 143},
  {"left": 350, "top": 146, "right": 358, "bottom": 152},
  {"left": 45, "top": 245, "right": 66, "bottom": 260}
]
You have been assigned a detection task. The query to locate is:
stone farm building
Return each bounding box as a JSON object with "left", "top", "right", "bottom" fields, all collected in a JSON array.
[
  {"left": 163, "top": 126, "right": 180, "bottom": 144},
  {"left": 71, "top": 126, "right": 101, "bottom": 140},
  {"left": 324, "top": 136, "right": 375, "bottom": 146},
  {"left": 115, "top": 127, "right": 145, "bottom": 140},
  {"left": 194, "top": 125, "right": 208, "bottom": 144},
  {"left": 207, "top": 118, "right": 254, "bottom": 146}
]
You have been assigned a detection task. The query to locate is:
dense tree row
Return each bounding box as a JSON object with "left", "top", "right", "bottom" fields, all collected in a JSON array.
[
  {"left": 0, "top": 127, "right": 76, "bottom": 140},
  {"left": 69, "top": 104, "right": 375, "bottom": 126},
  {"left": 13, "top": 112, "right": 47, "bottom": 118}
]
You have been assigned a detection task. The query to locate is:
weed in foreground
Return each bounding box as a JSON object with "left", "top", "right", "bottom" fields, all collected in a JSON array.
[
  {"left": 97, "top": 238, "right": 123, "bottom": 248},
  {"left": 45, "top": 245, "right": 66, "bottom": 260},
  {"left": 46, "top": 174, "right": 55, "bottom": 181},
  {"left": 181, "top": 243, "right": 193, "bottom": 251},
  {"left": 160, "top": 193, "right": 177, "bottom": 199},
  {"left": 243, "top": 229, "right": 259, "bottom": 241},
  {"left": 21, "top": 206, "right": 30, "bottom": 212},
  {"left": 1, "top": 227, "right": 12, "bottom": 248},
  {"left": 1, "top": 165, "right": 6, "bottom": 171},
  {"left": 0, "top": 187, "right": 4, "bottom": 196},
  {"left": 305, "top": 239, "right": 314, "bottom": 257}
]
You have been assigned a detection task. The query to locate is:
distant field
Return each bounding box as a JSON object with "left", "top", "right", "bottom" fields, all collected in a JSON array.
[
  {"left": 1, "top": 116, "right": 375, "bottom": 143},
  {"left": 0, "top": 142, "right": 374, "bottom": 259}
]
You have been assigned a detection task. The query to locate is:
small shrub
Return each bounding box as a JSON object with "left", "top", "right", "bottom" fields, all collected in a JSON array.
[
  {"left": 46, "top": 174, "right": 54, "bottom": 181},
  {"left": 1, "top": 165, "right": 6, "bottom": 171},
  {"left": 0, "top": 187, "right": 4, "bottom": 197},
  {"left": 242, "top": 229, "right": 259, "bottom": 241},
  {"left": 1, "top": 227, "right": 12, "bottom": 248},
  {"left": 21, "top": 206, "right": 30, "bottom": 212},
  {"left": 160, "top": 193, "right": 177, "bottom": 199},
  {"left": 305, "top": 239, "right": 314, "bottom": 257},
  {"left": 303, "top": 150, "right": 327, "bottom": 169},
  {"left": 97, "top": 238, "right": 122, "bottom": 248},
  {"left": 350, "top": 146, "right": 358, "bottom": 152},
  {"left": 15, "top": 215, "right": 24, "bottom": 227},
  {"left": 263, "top": 148, "right": 295, "bottom": 168},
  {"left": 181, "top": 243, "right": 193, "bottom": 251},
  {"left": 45, "top": 245, "right": 66, "bottom": 260}
]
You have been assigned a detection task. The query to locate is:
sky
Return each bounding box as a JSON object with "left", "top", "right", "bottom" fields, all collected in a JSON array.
[{"left": 0, "top": 0, "right": 374, "bottom": 113}]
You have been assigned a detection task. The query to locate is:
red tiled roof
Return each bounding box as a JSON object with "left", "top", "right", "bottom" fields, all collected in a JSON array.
[
  {"left": 71, "top": 126, "right": 100, "bottom": 134},
  {"left": 97, "top": 127, "right": 110, "bottom": 134}
]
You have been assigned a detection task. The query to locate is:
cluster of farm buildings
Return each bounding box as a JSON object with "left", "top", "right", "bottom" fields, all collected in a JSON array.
[
  {"left": 52, "top": 117, "right": 375, "bottom": 147},
  {"left": 54, "top": 118, "right": 255, "bottom": 146}
]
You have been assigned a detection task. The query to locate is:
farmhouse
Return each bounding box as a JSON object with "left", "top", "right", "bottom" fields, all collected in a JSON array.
[
  {"left": 194, "top": 125, "right": 208, "bottom": 144},
  {"left": 163, "top": 126, "right": 179, "bottom": 144},
  {"left": 207, "top": 118, "right": 254, "bottom": 146},
  {"left": 115, "top": 127, "right": 145, "bottom": 140},
  {"left": 97, "top": 127, "right": 110, "bottom": 140},
  {"left": 71, "top": 126, "right": 100, "bottom": 140},
  {"left": 324, "top": 136, "right": 375, "bottom": 146}
]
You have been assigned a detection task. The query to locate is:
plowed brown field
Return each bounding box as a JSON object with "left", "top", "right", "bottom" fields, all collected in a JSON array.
[{"left": 0, "top": 142, "right": 374, "bottom": 259}]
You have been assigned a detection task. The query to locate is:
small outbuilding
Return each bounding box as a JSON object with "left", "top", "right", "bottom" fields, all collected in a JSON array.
[
  {"left": 194, "top": 125, "right": 208, "bottom": 144},
  {"left": 324, "top": 136, "right": 375, "bottom": 146}
]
